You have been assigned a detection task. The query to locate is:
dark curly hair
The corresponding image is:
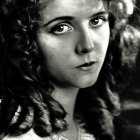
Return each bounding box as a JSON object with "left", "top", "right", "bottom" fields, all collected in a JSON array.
[
  {"left": 117, "top": 11, "right": 140, "bottom": 140},
  {"left": 0, "top": 0, "right": 133, "bottom": 140}
]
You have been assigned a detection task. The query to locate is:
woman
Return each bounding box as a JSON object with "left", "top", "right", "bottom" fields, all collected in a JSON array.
[{"left": 0, "top": 0, "right": 134, "bottom": 140}]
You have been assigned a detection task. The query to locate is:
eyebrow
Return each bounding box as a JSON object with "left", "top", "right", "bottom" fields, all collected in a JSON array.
[
  {"left": 90, "top": 11, "right": 108, "bottom": 18},
  {"left": 43, "top": 11, "right": 108, "bottom": 27},
  {"left": 43, "top": 16, "right": 74, "bottom": 27}
]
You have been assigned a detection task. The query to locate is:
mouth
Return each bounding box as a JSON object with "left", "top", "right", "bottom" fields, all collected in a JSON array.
[{"left": 76, "top": 62, "right": 97, "bottom": 71}]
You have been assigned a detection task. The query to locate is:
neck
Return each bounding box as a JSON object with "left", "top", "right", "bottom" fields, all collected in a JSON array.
[
  {"left": 52, "top": 85, "right": 80, "bottom": 140},
  {"left": 52, "top": 85, "right": 79, "bottom": 122}
]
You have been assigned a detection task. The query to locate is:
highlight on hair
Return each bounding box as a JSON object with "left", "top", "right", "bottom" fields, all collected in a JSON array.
[{"left": 0, "top": 0, "right": 135, "bottom": 140}]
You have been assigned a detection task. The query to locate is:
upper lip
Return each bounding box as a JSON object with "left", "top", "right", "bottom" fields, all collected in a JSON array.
[{"left": 76, "top": 61, "right": 96, "bottom": 68}]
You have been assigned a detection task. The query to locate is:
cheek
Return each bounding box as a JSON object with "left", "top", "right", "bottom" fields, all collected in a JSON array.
[
  {"left": 37, "top": 37, "right": 72, "bottom": 68},
  {"left": 38, "top": 34, "right": 73, "bottom": 53},
  {"left": 98, "top": 25, "right": 110, "bottom": 57}
]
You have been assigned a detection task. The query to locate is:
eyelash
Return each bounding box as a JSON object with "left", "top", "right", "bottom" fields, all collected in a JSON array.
[
  {"left": 90, "top": 16, "right": 108, "bottom": 27},
  {"left": 50, "top": 16, "right": 108, "bottom": 35},
  {"left": 50, "top": 23, "right": 73, "bottom": 35}
]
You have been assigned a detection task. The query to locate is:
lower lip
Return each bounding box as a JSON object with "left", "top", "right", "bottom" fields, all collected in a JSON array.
[{"left": 77, "top": 63, "right": 97, "bottom": 71}]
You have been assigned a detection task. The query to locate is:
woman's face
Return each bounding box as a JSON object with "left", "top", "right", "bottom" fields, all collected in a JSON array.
[{"left": 36, "top": 0, "right": 110, "bottom": 88}]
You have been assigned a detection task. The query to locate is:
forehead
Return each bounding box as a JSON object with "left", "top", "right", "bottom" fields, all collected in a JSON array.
[
  {"left": 43, "top": 0, "right": 104, "bottom": 7},
  {"left": 39, "top": 0, "right": 107, "bottom": 21},
  {"left": 39, "top": 0, "right": 105, "bottom": 5}
]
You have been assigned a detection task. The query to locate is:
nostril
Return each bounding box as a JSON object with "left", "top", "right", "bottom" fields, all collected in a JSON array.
[
  {"left": 75, "top": 30, "right": 94, "bottom": 55},
  {"left": 76, "top": 46, "right": 94, "bottom": 55},
  {"left": 80, "top": 48, "right": 91, "bottom": 54}
]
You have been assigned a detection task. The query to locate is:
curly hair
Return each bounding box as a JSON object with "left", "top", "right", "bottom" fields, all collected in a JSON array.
[
  {"left": 117, "top": 22, "right": 140, "bottom": 140},
  {"left": 0, "top": 0, "right": 134, "bottom": 140}
]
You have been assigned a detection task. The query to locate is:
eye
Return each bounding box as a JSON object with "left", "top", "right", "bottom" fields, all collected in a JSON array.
[
  {"left": 51, "top": 24, "right": 73, "bottom": 34},
  {"left": 90, "top": 17, "right": 107, "bottom": 28}
]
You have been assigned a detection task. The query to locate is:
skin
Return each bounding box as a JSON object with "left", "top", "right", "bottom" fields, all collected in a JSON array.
[
  {"left": 36, "top": 0, "right": 110, "bottom": 139},
  {"left": 36, "top": 0, "right": 110, "bottom": 89},
  {"left": 3, "top": 0, "right": 110, "bottom": 139}
]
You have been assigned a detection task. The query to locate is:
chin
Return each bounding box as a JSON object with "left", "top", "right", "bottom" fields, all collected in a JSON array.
[{"left": 77, "top": 78, "right": 98, "bottom": 89}]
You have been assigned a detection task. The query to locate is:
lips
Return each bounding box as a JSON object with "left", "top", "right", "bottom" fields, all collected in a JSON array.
[{"left": 76, "top": 62, "right": 97, "bottom": 71}]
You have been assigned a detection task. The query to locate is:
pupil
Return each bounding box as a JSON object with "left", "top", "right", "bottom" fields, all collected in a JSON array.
[
  {"left": 93, "top": 19, "right": 99, "bottom": 24},
  {"left": 57, "top": 25, "right": 64, "bottom": 32}
]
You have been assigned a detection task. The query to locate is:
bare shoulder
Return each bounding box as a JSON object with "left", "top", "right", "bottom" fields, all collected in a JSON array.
[
  {"left": 3, "top": 137, "right": 18, "bottom": 140},
  {"left": 2, "top": 129, "right": 43, "bottom": 140}
]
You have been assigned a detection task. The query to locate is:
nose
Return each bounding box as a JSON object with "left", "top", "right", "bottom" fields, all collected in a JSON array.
[{"left": 75, "top": 28, "right": 94, "bottom": 55}]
